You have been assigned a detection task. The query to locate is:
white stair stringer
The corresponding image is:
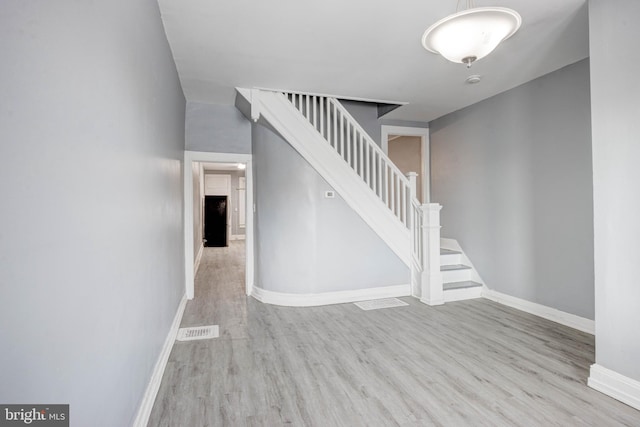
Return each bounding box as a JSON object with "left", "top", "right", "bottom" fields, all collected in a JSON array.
[{"left": 241, "top": 88, "right": 411, "bottom": 266}]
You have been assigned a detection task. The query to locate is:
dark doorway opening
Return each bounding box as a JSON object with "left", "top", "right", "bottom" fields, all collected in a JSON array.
[{"left": 204, "top": 195, "right": 228, "bottom": 247}]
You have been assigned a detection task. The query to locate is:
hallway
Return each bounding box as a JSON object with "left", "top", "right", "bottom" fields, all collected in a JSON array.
[{"left": 148, "top": 242, "right": 640, "bottom": 426}]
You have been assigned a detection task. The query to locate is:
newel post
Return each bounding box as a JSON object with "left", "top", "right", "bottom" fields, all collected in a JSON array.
[
  {"left": 420, "top": 203, "right": 444, "bottom": 306},
  {"left": 406, "top": 172, "right": 418, "bottom": 199}
]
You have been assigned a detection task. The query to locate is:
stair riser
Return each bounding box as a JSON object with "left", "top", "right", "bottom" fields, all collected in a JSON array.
[
  {"left": 442, "top": 269, "right": 472, "bottom": 283},
  {"left": 440, "top": 253, "right": 462, "bottom": 266},
  {"left": 443, "top": 286, "right": 483, "bottom": 302}
]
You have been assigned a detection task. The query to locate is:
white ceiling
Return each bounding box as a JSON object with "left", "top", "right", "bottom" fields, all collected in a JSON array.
[{"left": 158, "top": 0, "right": 589, "bottom": 122}]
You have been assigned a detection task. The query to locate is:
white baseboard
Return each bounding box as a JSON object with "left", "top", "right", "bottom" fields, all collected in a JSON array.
[
  {"left": 482, "top": 289, "right": 595, "bottom": 335},
  {"left": 132, "top": 294, "right": 187, "bottom": 427},
  {"left": 251, "top": 284, "right": 411, "bottom": 307},
  {"left": 589, "top": 364, "right": 640, "bottom": 410},
  {"left": 420, "top": 296, "right": 444, "bottom": 306},
  {"left": 444, "top": 285, "right": 483, "bottom": 302},
  {"left": 230, "top": 234, "right": 246, "bottom": 241},
  {"left": 194, "top": 243, "right": 204, "bottom": 276}
]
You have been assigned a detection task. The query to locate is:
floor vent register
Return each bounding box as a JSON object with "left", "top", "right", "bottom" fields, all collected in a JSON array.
[
  {"left": 176, "top": 325, "right": 219, "bottom": 341},
  {"left": 354, "top": 298, "right": 409, "bottom": 311}
]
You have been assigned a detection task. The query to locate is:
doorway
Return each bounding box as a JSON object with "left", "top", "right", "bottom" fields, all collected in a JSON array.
[
  {"left": 381, "top": 126, "right": 430, "bottom": 203},
  {"left": 202, "top": 171, "right": 232, "bottom": 246},
  {"left": 204, "top": 195, "right": 228, "bottom": 247},
  {"left": 183, "top": 151, "right": 254, "bottom": 300}
]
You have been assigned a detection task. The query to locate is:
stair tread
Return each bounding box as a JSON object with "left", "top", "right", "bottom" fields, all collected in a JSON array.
[
  {"left": 440, "top": 264, "right": 471, "bottom": 271},
  {"left": 443, "top": 281, "right": 483, "bottom": 291},
  {"left": 440, "top": 248, "right": 461, "bottom": 255}
]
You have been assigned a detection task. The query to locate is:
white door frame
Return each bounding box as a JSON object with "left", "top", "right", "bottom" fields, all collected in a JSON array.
[
  {"left": 381, "top": 125, "right": 430, "bottom": 203},
  {"left": 184, "top": 151, "right": 254, "bottom": 299}
]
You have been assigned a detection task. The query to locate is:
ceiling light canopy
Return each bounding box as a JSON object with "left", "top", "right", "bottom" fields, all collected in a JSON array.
[{"left": 422, "top": 6, "right": 521, "bottom": 67}]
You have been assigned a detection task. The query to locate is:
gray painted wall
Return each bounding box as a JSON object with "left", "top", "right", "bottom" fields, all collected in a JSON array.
[
  {"left": 205, "top": 170, "right": 246, "bottom": 237},
  {"left": 589, "top": 0, "right": 640, "bottom": 382},
  {"left": 252, "top": 121, "right": 409, "bottom": 294},
  {"left": 430, "top": 59, "right": 594, "bottom": 319},
  {"left": 341, "top": 100, "right": 382, "bottom": 146},
  {"left": 186, "top": 101, "right": 251, "bottom": 153},
  {"left": 0, "top": 2, "right": 185, "bottom": 426}
]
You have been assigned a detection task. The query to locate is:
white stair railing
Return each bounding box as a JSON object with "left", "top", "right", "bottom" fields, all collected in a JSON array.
[
  {"left": 411, "top": 199, "right": 424, "bottom": 268},
  {"left": 409, "top": 197, "right": 424, "bottom": 296},
  {"left": 283, "top": 92, "right": 411, "bottom": 228}
]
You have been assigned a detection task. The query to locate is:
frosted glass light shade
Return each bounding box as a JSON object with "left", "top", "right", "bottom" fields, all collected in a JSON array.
[{"left": 422, "top": 7, "right": 521, "bottom": 66}]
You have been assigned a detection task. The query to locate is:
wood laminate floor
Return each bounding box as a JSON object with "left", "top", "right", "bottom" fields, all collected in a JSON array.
[{"left": 148, "top": 242, "right": 640, "bottom": 426}]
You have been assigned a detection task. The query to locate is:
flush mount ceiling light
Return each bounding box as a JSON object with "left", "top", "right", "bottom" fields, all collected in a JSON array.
[{"left": 421, "top": 1, "right": 521, "bottom": 68}]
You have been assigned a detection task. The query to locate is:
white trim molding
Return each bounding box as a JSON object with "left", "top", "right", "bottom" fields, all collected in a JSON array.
[
  {"left": 251, "top": 284, "right": 411, "bottom": 307},
  {"left": 194, "top": 242, "right": 204, "bottom": 276},
  {"left": 589, "top": 364, "right": 640, "bottom": 410},
  {"left": 132, "top": 294, "right": 187, "bottom": 427},
  {"left": 482, "top": 289, "right": 595, "bottom": 334},
  {"left": 184, "top": 151, "right": 254, "bottom": 299}
]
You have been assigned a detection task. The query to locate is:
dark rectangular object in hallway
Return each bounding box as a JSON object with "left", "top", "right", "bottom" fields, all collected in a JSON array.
[{"left": 204, "top": 195, "right": 227, "bottom": 247}]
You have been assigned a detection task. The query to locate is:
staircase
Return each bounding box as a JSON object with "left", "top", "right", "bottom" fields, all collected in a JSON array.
[
  {"left": 238, "top": 87, "right": 481, "bottom": 306},
  {"left": 439, "top": 240, "right": 484, "bottom": 302}
]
